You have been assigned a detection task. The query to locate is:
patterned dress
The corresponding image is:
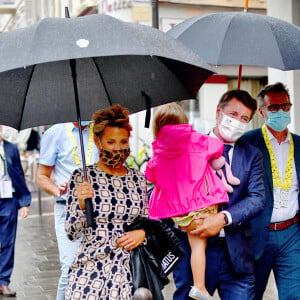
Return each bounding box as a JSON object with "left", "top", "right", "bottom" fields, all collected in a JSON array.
[{"left": 65, "top": 165, "right": 149, "bottom": 300}]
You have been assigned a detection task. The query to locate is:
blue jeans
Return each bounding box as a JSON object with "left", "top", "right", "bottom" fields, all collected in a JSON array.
[
  {"left": 172, "top": 233, "right": 255, "bottom": 300},
  {"left": 254, "top": 223, "right": 300, "bottom": 300},
  {"left": 54, "top": 202, "right": 82, "bottom": 300}
]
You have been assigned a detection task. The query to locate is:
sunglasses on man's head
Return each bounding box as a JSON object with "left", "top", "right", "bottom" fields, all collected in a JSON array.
[{"left": 262, "top": 103, "right": 292, "bottom": 113}]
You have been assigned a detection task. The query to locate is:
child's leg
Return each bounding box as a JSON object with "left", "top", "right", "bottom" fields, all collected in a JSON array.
[{"left": 187, "top": 232, "right": 210, "bottom": 296}]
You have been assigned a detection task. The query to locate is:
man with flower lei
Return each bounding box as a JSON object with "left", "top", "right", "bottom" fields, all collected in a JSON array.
[{"left": 241, "top": 82, "right": 300, "bottom": 300}]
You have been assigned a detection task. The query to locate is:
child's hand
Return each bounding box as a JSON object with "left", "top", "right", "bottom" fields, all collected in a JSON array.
[{"left": 57, "top": 181, "right": 68, "bottom": 196}]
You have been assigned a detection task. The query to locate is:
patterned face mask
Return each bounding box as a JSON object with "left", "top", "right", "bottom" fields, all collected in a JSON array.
[{"left": 99, "top": 148, "right": 130, "bottom": 168}]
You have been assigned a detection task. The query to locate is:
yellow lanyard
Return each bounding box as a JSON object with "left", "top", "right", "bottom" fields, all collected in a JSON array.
[
  {"left": 262, "top": 124, "right": 294, "bottom": 190},
  {"left": 65, "top": 123, "right": 94, "bottom": 166}
]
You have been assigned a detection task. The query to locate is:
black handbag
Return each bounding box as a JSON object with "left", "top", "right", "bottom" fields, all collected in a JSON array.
[
  {"left": 130, "top": 243, "right": 166, "bottom": 300},
  {"left": 125, "top": 217, "right": 184, "bottom": 299}
]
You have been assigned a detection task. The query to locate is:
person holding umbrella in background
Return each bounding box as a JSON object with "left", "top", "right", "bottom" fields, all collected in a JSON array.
[
  {"left": 0, "top": 125, "right": 31, "bottom": 297},
  {"left": 37, "top": 121, "right": 99, "bottom": 300},
  {"left": 241, "top": 82, "right": 300, "bottom": 300}
]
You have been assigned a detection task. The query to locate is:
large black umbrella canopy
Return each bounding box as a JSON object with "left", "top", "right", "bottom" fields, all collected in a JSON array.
[
  {"left": 0, "top": 13, "right": 214, "bottom": 227},
  {"left": 0, "top": 13, "right": 214, "bottom": 130},
  {"left": 168, "top": 12, "right": 300, "bottom": 71}
]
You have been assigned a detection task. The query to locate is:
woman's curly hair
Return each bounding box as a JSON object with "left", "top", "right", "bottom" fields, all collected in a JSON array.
[{"left": 92, "top": 104, "right": 132, "bottom": 137}]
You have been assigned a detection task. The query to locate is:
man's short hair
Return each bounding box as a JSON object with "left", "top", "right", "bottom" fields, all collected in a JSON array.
[
  {"left": 218, "top": 89, "right": 257, "bottom": 120},
  {"left": 257, "top": 82, "right": 290, "bottom": 107}
]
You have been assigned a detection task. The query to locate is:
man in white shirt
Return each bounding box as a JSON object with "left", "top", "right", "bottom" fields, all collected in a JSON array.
[
  {"left": 173, "top": 90, "right": 265, "bottom": 300},
  {"left": 241, "top": 82, "right": 300, "bottom": 300}
]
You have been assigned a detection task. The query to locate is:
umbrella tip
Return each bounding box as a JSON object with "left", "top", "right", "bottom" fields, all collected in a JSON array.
[{"left": 65, "top": 7, "right": 70, "bottom": 18}]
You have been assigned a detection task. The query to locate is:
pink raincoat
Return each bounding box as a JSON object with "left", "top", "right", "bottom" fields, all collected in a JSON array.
[{"left": 145, "top": 124, "right": 229, "bottom": 220}]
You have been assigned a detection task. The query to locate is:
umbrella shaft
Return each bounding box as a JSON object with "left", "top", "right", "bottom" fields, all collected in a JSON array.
[
  {"left": 69, "top": 59, "right": 87, "bottom": 180},
  {"left": 69, "top": 59, "right": 94, "bottom": 228},
  {"left": 152, "top": 0, "right": 159, "bottom": 29}
]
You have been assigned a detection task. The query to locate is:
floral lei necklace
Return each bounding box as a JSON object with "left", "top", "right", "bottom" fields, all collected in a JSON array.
[{"left": 262, "top": 124, "right": 294, "bottom": 190}]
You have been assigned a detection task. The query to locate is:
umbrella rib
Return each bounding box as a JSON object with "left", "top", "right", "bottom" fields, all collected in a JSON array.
[
  {"left": 217, "top": 15, "right": 237, "bottom": 66},
  {"left": 265, "top": 19, "right": 285, "bottom": 69},
  {"left": 91, "top": 57, "right": 112, "bottom": 106},
  {"left": 18, "top": 64, "right": 36, "bottom": 130}
]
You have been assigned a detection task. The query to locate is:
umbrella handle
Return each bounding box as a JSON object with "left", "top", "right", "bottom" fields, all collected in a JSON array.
[
  {"left": 65, "top": 7, "right": 70, "bottom": 18},
  {"left": 85, "top": 198, "right": 94, "bottom": 228},
  {"left": 142, "top": 91, "right": 151, "bottom": 128},
  {"left": 69, "top": 58, "right": 95, "bottom": 228}
]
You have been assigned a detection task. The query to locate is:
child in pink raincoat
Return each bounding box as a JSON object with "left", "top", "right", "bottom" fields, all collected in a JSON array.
[{"left": 145, "top": 103, "right": 239, "bottom": 300}]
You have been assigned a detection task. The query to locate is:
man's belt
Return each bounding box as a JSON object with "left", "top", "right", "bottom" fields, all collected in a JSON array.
[
  {"left": 269, "top": 214, "right": 299, "bottom": 231},
  {"left": 56, "top": 200, "right": 66, "bottom": 205}
]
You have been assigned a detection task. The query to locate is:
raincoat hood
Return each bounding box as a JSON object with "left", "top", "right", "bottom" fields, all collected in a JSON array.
[{"left": 152, "top": 124, "right": 193, "bottom": 159}]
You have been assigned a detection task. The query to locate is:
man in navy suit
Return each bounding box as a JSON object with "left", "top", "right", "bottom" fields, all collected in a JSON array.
[
  {"left": 241, "top": 82, "right": 300, "bottom": 300},
  {"left": 173, "top": 90, "right": 265, "bottom": 300},
  {"left": 0, "top": 126, "right": 31, "bottom": 297}
]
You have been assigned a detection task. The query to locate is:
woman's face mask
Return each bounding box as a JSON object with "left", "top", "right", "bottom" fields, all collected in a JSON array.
[
  {"left": 218, "top": 112, "right": 249, "bottom": 142},
  {"left": 97, "top": 126, "right": 130, "bottom": 168},
  {"left": 99, "top": 147, "right": 130, "bottom": 168}
]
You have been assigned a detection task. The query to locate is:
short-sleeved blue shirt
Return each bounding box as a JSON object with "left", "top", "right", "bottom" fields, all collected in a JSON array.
[{"left": 39, "top": 123, "right": 99, "bottom": 200}]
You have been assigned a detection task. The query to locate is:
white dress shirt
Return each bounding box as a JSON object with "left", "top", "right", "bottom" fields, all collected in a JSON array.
[{"left": 265, "top": 127, "right": 299, "bottom": 223}]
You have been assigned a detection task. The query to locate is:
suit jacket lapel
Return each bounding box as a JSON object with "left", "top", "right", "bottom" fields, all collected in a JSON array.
[
  {"left": 231, "top": 131, "right": 273, "bottom": 192},
  {"left": 231, "top": 142, "right": 243, "bottom": 179},
  {"left": 258, "top": 129, "right": 273, "bottom": 192},
  {"left": 292, "top": 134, "right": 300, "bottom": 185},
  {"left": 3, "top": 141, "right": 12, "bottom": 178}
]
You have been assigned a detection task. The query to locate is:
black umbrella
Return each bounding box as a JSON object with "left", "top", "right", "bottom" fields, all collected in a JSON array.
[
  {"left": 0, "top": 13, "right": 214, "bottom": 226},
  {"left": 168, "top": 11, "right": 300, "bottom": 88}
]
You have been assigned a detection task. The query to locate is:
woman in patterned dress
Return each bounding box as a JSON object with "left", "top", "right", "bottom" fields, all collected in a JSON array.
[{"left": 64, "top": 104, "right": 149, "bottom": 300}]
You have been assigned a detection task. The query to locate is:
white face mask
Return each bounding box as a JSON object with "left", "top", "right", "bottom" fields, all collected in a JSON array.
[{"left": 218, "top": 112, "right": 249, "bottom": 142}]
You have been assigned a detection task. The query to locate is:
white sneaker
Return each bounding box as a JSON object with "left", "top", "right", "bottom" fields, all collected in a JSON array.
[{"left": 188, "top": 286, "right": 212, "bottom": 300}]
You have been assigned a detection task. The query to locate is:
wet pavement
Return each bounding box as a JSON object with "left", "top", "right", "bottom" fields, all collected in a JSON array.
[
  {"left": 6, "top": 194, "right": 58, "bottom": 300},
  {"left": 3, "top": 192, "right": 277, "bottom": 300}
]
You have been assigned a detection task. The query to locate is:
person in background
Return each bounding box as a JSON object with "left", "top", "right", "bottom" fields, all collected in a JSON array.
[
  {"left": 64, "top": 104, "right": 148, "bottom": 299},
  {"left": 241, "top": 82, "right": 300, "bottom": 300},
  {"left": 145, "top": 103, "right": 241, "bottom": 300},
  {"left": 0, "top": 125, "right": 31, "bottom": 297},
  {"left": 172, "top": 90, "right": 265, "bottom": 300},
  {"left": 37, "top": 121, "right": 99, "bottom": 300}
]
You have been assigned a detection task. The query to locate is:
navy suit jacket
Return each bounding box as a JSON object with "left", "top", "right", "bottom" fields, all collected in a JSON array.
[
  {"left": 241, "top": 129, "right": 300, "bottom": 260},
  {"left": 210, "top": 138, "right": 265, "bottom": 275},
  {"left": 2, "top": 140, "right": 31, "bottom": 208}
]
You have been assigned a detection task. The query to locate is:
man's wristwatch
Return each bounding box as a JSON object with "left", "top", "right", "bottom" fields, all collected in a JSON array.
[{"left": 223, "top": 213, "right": 229, "bottom": 226}]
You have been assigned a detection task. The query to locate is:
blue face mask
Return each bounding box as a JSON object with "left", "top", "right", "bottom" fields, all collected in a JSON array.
[
  {"left": 80, "top": 121, "right": 91, "bottom": 126},
  {"left": 266, "top": 110, "right": 291, "bottom": 132}
]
